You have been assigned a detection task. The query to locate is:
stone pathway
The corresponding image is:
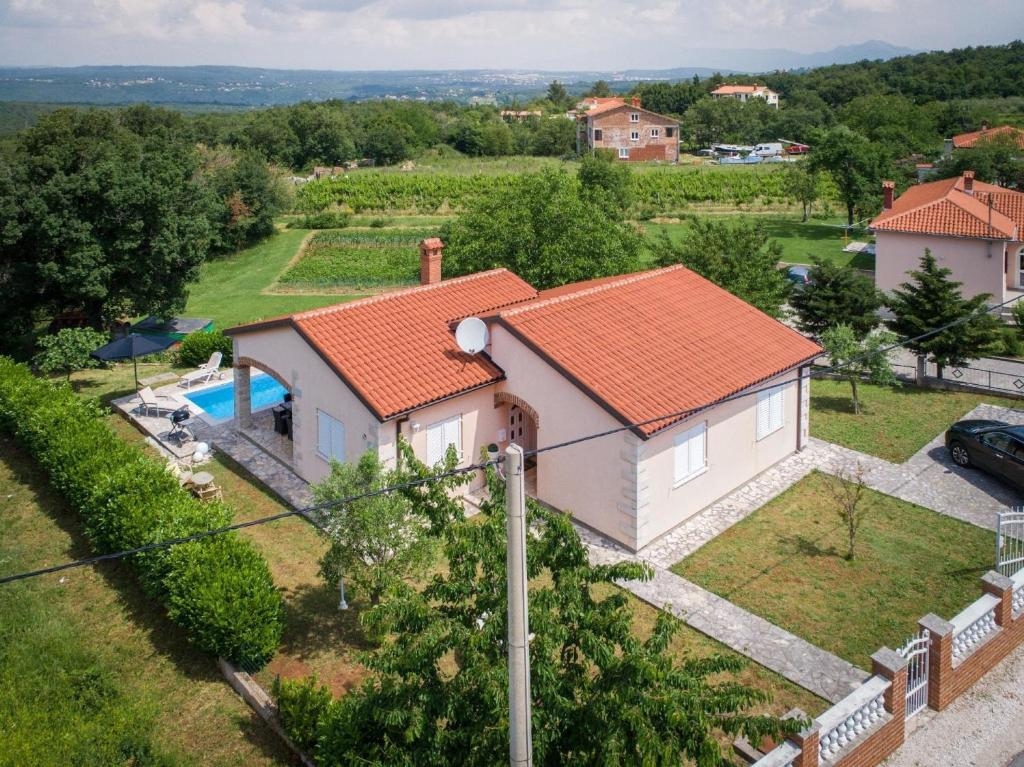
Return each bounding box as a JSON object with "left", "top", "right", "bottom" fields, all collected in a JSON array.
[{"left": 577, "top": 402, "right": 1024, "bottom": 705}]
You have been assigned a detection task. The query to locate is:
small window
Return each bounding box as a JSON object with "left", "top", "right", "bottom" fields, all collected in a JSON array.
[
  {"left": 650, "top": 128, "right": 660, "bottom": 138},
  {"left": 756, "top": 386, "right": 785, "bottom": 440},
  {"left": 665, "top": 127, "right": 675, "bottom": 138},
  {"left": 426, "top": 414, "right": 462, "bottom": 466},
  {"left": 629, "top": 112, "right": 640, "bottom": 123},
  {"left": 630, "top": 131, "right": 640, "bottom": 141},
  {"left": 674, "top": 422, "right": 707, "bottom": 485},
  {"left": 317, "top": 410, "right": 345, "bottom": 462},
  {"left": 618, "top": 147, "right": 629, "bottom": 159},
  {"left": 593, "top": 129, "right": 603, "bottom": 141}
]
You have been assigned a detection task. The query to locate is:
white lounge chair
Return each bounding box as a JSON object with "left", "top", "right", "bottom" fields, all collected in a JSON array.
[
  {"left": 134, "top": 385, "right": 176, "bottom": 417},
  {"left": 178, "top": 351, "right": 224, "bottom": 389}
]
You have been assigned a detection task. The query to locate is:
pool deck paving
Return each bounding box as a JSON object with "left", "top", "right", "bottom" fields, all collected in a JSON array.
[{"left": 111, "top": 386, "right": 1024, "bottom": 708}]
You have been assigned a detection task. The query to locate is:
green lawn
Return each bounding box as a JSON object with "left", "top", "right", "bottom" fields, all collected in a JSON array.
[
  {"left": 0, "top": 433, "right": 290, "bottom": 766},
  {"left": 673, "top": 472, "right": 996, "bottom": 669},
  {"left": 185, "top": 228, "right": 353, "bottom": 328},
  {"left": 811, "top": 379, "right": 1023, "bottom": 463},
  {"left": 644, "top": 215, "right": 875, "bottom": 270}
]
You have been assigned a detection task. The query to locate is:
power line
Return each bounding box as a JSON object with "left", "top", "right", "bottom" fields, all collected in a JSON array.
[{"left": 3, "top": 291, "right": 1020, "bottom": 587}]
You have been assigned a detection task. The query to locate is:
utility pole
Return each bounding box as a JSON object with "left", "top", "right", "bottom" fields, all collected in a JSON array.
[{"left": 505, "top": 443, "right": 533, "bottom": 767}]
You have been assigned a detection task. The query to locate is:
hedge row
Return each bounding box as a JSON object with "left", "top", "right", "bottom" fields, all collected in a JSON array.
[{"left": 0, "top": 358, "right": 284, "bottom": 670}]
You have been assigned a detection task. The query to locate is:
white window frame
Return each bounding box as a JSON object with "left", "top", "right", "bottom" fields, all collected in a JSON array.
[
  {"left": 426, "top": 414, "right": 463, "bottom": 466},
  {"left": 650, "top": 128, "right": 660, "bottom": 138},
  {"left": 316, "top": 410, "right": 345, "bottom": 462},
  {"left": 756, "top": 385, "right": 785, "bottom": 441},
  {"left": 630, "top": 130, "right": 640, "bottom": 141},
  {"left": 629, "top": 112, "right": 640, "bottom": 123},
  {"left": 673, "top": 421, "right": 707, "bottom": 486},
  {"left": 618, "top": 147, "right": 629, "bottom": 159}
]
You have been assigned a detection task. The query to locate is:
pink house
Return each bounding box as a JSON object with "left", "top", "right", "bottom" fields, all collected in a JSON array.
[
  {"left": 871, "top": 172, "right": 1024, "bottom": 303},
  {"left": 226, "top": 243, "right": 820, "bottom": 551}
]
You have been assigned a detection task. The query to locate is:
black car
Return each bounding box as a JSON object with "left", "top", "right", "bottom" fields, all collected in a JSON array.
[{"left": 945, "top": 419, "right": 1024, "bottom": 491}]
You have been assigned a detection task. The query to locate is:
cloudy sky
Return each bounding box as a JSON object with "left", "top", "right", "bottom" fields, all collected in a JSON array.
[{"left": 0, "top": 0, "right": 1019, "bottom": 71}]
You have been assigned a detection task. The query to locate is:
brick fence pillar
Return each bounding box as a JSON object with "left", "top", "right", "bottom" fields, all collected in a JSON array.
[
  {"left": 790, "top": 718, "right": 820, "bottom": 767},
  {"left": 871, "top": 647, "right": 909, "bottom": 751},
  {"left": 981, "top": 571, "right": 1015, "bottom": 627},
  {"left": 919, "top": 613, "right": 954, "bottom": 711}
]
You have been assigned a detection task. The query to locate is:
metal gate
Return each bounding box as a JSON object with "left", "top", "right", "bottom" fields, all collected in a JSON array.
[
  {"left": 996, "top": 509, "right": 1024, "bottom": 578},
  {"left": 898, "top": 629, "right": 930, "bottom": 719}
]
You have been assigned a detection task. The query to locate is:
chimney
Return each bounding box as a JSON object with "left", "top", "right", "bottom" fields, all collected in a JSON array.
[
  {"left": 419, "top": 238, "right": 444, "bottom": 285},
  {"left": 630, "top": 96, "right": 641, "bottom": 108},
  {"left": 963, "top": 170, "right": 974, "bottom": 195},
  {"left": 980, "top": 122, "right": 989, "bottom": 133},
  {"left": 882, "top": 181, "right": 895, "bottom": 210}
]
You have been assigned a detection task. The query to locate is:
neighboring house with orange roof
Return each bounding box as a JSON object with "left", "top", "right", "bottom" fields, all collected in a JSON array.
[
  {"left": 951, "top": 124, "right": 1024, "bottom": 151},
  {"left": 870, "top": 172, "right": 1024, "bottom": 303},
  {"left": 226, "top": 241, "right": 820, "bottom": 551},
  {"left": 710, "top": 84, "right": 780, "bottom": 109},
  {"left": 576, "top": 96, "right": 679, "bottom": 162}
]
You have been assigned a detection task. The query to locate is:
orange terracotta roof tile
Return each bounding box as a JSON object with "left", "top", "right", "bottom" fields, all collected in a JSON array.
[
  {"left": 496, "top": 266, "right": 821, "bottom": 437},
  {"left": 711, "top": 84, "right": 772, "bottom": 95},
  {"left": 952, "top": 125, "right": 1024, "bottom": 150},
  {"left": 871, "top": 174, "right": 1023, "bottom": 239},
  {"left": 232, "top": 271, "right": 537, "bottom": 420}
]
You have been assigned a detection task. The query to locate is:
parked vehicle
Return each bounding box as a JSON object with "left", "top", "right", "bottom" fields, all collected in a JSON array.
[
  {"left": 752, "top": 142, "right": 784, "bottom": 157},
  {"left": 945, "top": 419, "right": 1024, "bottom": 492},
  {"left": 785, "top": 265, "right": 812, "bottom": 288}
]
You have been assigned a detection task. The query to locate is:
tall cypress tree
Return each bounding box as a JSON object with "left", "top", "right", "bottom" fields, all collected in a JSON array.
[{"left": 887, "top": 250, "right": 1000, "bottom": 378}]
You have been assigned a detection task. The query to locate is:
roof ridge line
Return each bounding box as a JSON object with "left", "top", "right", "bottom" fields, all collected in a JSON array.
[
  {"left": 499, "top": 265, "right": 682, "bottom": 317},
  {"left": 293, "top": 268, "right": 518, "bottom": 320}
]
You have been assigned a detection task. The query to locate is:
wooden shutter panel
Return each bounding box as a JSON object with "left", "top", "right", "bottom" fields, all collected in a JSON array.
[
  {"left": 769, "top": 388, "right": 784, "bottom": 432},
  {"left": 689, "top": 423, "right": 706, "bottom": 473},
  {"left": 426, "top": 422, "right": 445, "bottom": 466}
]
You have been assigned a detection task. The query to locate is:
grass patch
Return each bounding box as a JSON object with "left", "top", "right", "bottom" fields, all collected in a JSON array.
[
  {"left": 643, "top": 215, "right": 874, "bottom": 270},
  {"left": 278, "top": 228, "right": 439, "bottom": 289},
  {"left": 185, "top": 228, "right": 355, "bottom": 327},
  {"left": 673, "top": 472, "right": 996, "bottom": 669},
  {"left": 0, "top": 433, "right": 290, "bottom": 766},
  {"left": 811, "top": 379, "right": 1024, "bottom": 462}
]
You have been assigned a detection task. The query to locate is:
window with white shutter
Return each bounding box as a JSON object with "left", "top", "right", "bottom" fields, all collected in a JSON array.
[
  {"left": 756, "top": 386, "right": 785, "bottom": 440},
  {"left": 426, "top": 414, "right": 462, "bottom": 466},
  {"left": 316, "top": 410, "right": 345, "bottom": 461},
  {"left": 673, "top": 422, "right": 707, "bottom": 485}
]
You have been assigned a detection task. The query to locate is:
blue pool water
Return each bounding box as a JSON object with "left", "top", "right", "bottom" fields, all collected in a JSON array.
[{"left": 184, "top": 374, "right": 288, "bottom": 421}]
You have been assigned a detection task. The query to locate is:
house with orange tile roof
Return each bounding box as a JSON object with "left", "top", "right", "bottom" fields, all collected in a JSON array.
[
  {"left": 226, "top": 241, "right": 820, "bottom": 551},
  {"left": 709, "top": 84, "right": 779, "bottom": 109},
  {"left": 870, "top": 172, "right": 1024, "bottom": 303},
  {"left": 576, "top": 96, "right": 679, "bottom": 163},
  {"left": 951, "top": 124, "right": 1024, "bottom": 151}
]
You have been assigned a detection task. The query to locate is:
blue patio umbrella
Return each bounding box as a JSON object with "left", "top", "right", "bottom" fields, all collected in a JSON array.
[{"left": 90, "top": 333, "right": 174, "bottom": 389}]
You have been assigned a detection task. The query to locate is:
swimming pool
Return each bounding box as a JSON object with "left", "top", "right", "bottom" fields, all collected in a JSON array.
[{"left": 183, "top": 374, "right": 288, "bottom": 421}]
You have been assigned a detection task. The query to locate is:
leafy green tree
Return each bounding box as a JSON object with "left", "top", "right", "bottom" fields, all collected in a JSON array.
[
  {"left": 0, "top": 109, "right": 212, "bottom": 336},
  {"left": 546, "top": 80, "right": 572, "bottom": 110},
  {"left": 584, "top": 80, "right": 612, "bottom": 98},
  {"left": 311, "top": 460, "right": 799, "bottom": 766},
  {"left": 887, "top": 250, "right": 1001, "bottom": 378},
  {"left": 783, "top": 162, "right": 821, "bottom": 222},
  {"left": 441, "top": 168, "right": 642, "bottom": 289},
  {"left": 654, "top": 217, "right": 789, "bottom": 317},
  {"left": 820, "top": 324, "right": 897, "bottom": 414},
  {"left": 529, "top": 117, "right": 576, "bottom": 157},
  {"left": 312, "top": 450, "right": 440, "bottom": 609},
  {"left": 932, "top": 132, "right": 1024, "bottom": 188},
  {"left": 790, "top": 259, "right": 883, "bottom": 338},
  {"left": 810, "top": 125, "right": 891, "bottom": 226},
  {"left": 32, "top": 327, "right": 109, "bottom": 381},
  {"left": 204, "top": 149, "right": 287, "bottom": 255},
  {"left": 577, "top": 150, "right": 633, "bottom": 212}
]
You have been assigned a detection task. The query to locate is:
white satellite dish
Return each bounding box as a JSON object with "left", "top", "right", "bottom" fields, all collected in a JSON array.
[{"left": 455, "top": 317, "right": 489, "bottom": 355}]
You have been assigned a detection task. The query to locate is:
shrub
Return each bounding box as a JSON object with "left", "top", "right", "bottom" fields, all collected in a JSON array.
[
  {"left": 272, "top": 675, "right": 334, "bottom": 752},
  {"left": 33, "top": 327, "right": 109, "bottom": 380},
  {"left": 176, "top": 330, "right": 233, "bottom": 368},
  {"left": 0, "top": 358, "right": 284, "bottom": 668}
]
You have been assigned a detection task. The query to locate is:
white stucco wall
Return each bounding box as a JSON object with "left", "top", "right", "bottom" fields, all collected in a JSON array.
[
  {"left": 875, "top": 231, "right": 1011, "bottom": 301},
  {"left": 233, "top": 326, "right": 381, "bottom": 484},
  {"left": 639, "top": 370, "right": 801, "bottom": 549},
  {"left": 488, "top": 325, "right": 632, "bottom": 545}
]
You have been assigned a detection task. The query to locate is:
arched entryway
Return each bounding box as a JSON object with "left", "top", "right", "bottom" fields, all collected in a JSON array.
[
  {"left": 233, "top": 356, "right": 294, "bottom": 466},
  {"left": 494, "top": 392, "right": 540, "bottom": 493}
]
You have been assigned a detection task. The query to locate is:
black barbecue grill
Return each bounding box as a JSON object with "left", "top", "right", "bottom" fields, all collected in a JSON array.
[{"left": 168, "top": 406, "right": 194, "bottom": 444}]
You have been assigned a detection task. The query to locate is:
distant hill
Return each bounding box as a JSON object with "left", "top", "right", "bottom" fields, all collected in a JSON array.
[{"left": 0, "top": 41, "right": 917, "bottom": 107}]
